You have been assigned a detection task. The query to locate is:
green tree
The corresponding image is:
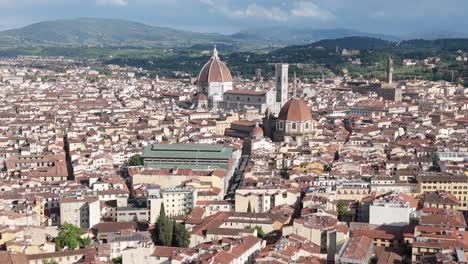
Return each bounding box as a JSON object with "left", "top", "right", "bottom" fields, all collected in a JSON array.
[
  {"left": 55, "top": 223, "right": 90, "bottom": 251},
  {"left": 172, "top": 220, "right": 190, "bottom": 247},
  {"left": 154, "top": 204, "right": 173, "bottom": 246},
  {"left": 128, "top": 154, "right": 143, "bottom": 166},
  {"left": 254, "top": 226, "right": 265, "bottom": 238},
  {"left": 112, "top": 256, "right": 122, "bottom": 264},
  {"left": 337, "top": 201, "right": 348, "bottom": 218},
  {"left": 247, "top": 201, "right": 252, "bottom": 213}
]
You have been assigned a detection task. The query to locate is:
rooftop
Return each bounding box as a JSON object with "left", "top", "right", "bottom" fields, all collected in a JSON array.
[{"left": 142, "top": 144, "right": 233, "bottom": 160}]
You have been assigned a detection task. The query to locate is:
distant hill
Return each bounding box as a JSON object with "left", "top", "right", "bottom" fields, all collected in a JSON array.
[
  {"left": 0, "top": 18, "right": 467, "bottom": 55},
  {"left": 266, "top": 36, "right": 468, "bottom": 65},
  {"left": 0, "top": 18, "right": 232, "bottom": 48},
  {"left": 231, "top": 27, "right": 399, "bottom": 45},
  {"left": 0, "top": 18, "right": 400, "bottom": 51},
  {"left": 404, "top": 30, "right": 468, "bottom": 40},
  {"left": 271, "top": 36, "right": 394, "bottom": 56}
]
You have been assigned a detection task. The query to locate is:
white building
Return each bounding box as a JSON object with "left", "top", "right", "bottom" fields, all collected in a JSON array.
[
  {"left": 369, "top": 191, "right": 418, "bottom": 226},
  {"left": 60, "top": 196, "right": 100, "bottom": 229},
  {"left": 235, "top": 186, "right": 300, "bottom": 213},
  {"left": 148, "top": 186, "right": 197, "bottom": 223}
]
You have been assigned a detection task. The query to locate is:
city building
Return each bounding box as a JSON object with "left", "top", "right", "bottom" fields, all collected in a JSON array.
[
  {"left": 60, "top": 196, "right": 100, "bottom": 229},
  {"left": 147, "top": 186, "right": 197, "bottom": 223}
]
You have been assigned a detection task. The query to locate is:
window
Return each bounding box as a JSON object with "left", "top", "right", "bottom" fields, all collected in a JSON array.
[
  {"left": 305, "top": 122, "right": 309, "bottom": 129},
  {"left": 292, "top": 123, "right": 297, "bottom": 130}
]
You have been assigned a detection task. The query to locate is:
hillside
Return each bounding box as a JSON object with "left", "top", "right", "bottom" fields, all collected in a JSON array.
[
  {"left": 0, "top": 18, "right": 399, "bottom": 51},
  {"left": 232, "top": 27, "right": 398, "bottom": 45},
  {"left": 0, "top": 18, "right": 232, "bottom": 48}
]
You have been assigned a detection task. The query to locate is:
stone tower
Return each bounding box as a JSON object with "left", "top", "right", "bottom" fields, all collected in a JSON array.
[
  {"left": 275, "top": 63, "right": 289, "bottom": 108},
  {"left": 386, "top": 55, "right": 394, "bottom": 84},
  {"left": 263, "top": 107, "right": 273, "bottom": 139}
]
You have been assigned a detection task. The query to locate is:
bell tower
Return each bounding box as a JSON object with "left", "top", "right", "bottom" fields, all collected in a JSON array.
[{"left": 275, "top": 63, "right": 289, "bottom": 108}]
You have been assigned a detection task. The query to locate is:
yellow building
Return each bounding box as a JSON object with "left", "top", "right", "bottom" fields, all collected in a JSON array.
[
  {"left": 215, "top": 113, "right": 239, "bottom": 135},
  {"left": 0, "top": 226, "right": 23, "bottom": 246},
  {"left": 291, "top": 161, "right": 325, "bottom": 175},
  {"left": 417, "top": 175, "right": 468, "bottom": 211}
]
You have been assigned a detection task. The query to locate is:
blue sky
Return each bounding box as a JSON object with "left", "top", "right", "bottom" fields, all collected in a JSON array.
[{"left": 0, "top": 0, "right": 466, "bottom": 35}]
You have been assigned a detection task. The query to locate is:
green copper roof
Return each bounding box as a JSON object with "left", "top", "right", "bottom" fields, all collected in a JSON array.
[
  {"left": 142, "top": 144, "right": 233, "bottom": 160},
  {"left": 145, "top": 163, "right": 228, "bottom": 170}
]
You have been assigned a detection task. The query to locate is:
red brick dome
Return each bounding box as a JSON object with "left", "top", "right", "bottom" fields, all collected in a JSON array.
[
  {"left": 278, "top": 98, "right": 312, "bottom": 121},
  {"left": 198, "top": 46, "right": 232, "bottom": 84},
  {"left": 251, "top": 126, "right": 264, "bottom": 138}
]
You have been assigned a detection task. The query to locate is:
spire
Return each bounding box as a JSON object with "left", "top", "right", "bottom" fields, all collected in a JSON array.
[{"left": 212, "top": 45, "right": 219, "bottom": 60}]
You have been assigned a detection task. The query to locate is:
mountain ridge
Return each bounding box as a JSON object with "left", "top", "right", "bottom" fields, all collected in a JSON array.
[{"left": 0, "top": 18, "right": 402, "bottom": 50}]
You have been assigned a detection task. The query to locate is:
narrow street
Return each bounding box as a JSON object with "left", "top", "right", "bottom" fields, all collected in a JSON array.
[{"left": 224, "top": 154, "right": 250, "bottom": 201}]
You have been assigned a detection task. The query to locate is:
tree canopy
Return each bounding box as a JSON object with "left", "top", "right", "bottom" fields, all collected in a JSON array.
[
  {"left": 337, "top": 201, "right": 349, "bottom": 218},
  {"left": 128, "top": 154, "right": 143, "bottom": 166},
  {"left": 55, "top": 223, "right": 91, "bottom": 251},
  {"left": 153, "top": 204, "right": 190, "bottom": 248}
]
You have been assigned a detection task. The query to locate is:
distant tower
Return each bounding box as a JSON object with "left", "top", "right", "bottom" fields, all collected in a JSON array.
[
  {"left": 293, "top": 71, "right": 298, "bottom": 98},
  {"left": 275, "top": 63, "right": 289, "bottom": 107},
  {"left": 263, "top": 107, "right": 274, "bottom": 139},
  {"left": 255, "top": 68, "right": 263, "bottom": 82},
  {"left": 386, "top": 55, "right": 394, "bottom": 84}
]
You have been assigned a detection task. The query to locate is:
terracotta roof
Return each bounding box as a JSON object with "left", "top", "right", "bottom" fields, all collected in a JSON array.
[
  {"left": 96, "top": 221, "right": 136, "bottom": 234},
  {"left": 194, "top": 92, "right": 208, "bottom": 101},
  {"left": 341, "top": 236, "right": 373, "bottom": 261},
  {"left": 278, "top": 98, "right": 312, "bottom": 121},
  {"left": 251, "top": 126, "right": 264, "bottom": 137}
]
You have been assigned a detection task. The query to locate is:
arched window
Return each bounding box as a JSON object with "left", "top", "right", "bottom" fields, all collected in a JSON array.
[
  {"left": 305, "top": 122, "right": 309, "bottom": 129},
  {"left": 292, "top": 123, "right": 297, "bottom": 130}
]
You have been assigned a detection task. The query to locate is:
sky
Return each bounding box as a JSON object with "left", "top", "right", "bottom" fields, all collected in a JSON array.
[{"left": 0, "top": 0, "right": 467, "bottom": 36}]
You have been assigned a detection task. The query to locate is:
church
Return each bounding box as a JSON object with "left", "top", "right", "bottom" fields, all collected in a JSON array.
[
  {"left": 195, "top": 46, "right": 286, "bottom": 114},
  {"left": 195, "top": 46, "right": 316, "bottom": 145}
]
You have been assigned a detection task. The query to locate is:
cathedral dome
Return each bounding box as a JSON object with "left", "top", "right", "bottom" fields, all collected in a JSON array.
[
  {"left": 278, "top": 98, "right": 312, "bottom": 121},
  {"left": 198, "top": 46, "right": 232, "bottom": 84},
  {"left": 251, "top": 125, "right": 264, "bottom": 139},
  {"left": 194, "top": 92, "right": 208, "bottom": 101}
]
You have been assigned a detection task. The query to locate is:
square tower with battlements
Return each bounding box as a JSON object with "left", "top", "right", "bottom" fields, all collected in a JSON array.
[{"left": 275, "top": 64, "right": 289, "bottom": 110}]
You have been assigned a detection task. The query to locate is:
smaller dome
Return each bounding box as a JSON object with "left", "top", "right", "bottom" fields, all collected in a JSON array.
[
  {"left": 251, "top": 126, "right": 264, "bottom": 138},
  {"left": 195, "top": 92, "right": 208, "bottom": 101},
  {"left": 278, "top": 98, "right": 312, "bottom": 121}
]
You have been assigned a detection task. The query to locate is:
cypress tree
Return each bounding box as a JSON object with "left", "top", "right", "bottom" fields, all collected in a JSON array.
[
  {"left": 172, "top": 221, "right": 190, "bottom": 248},
  {"left": 154, "top": 203, "right": 172, "bottom": 245},
  {"left": 247, "top": 201, "right": 252, "bottom": 213}
]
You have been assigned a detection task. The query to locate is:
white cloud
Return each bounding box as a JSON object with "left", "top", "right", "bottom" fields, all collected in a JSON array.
[
  {"left": 96, "top": 0, "right": 128, "bottom": 6},
  {"left": 200, "top": 0, "right": 288, "bottom": 22},
  {"left": 231, "top": 4, "right": 288, "bottom": 21},
  {"left": 291, "top": 1, "right": 334, "bottom": 20},
  {"left": 372, "top": 11, "right": 386, "bottom": 18},
  {"left": 200, "top": 0, "right": 333, "bottom": 22}
]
